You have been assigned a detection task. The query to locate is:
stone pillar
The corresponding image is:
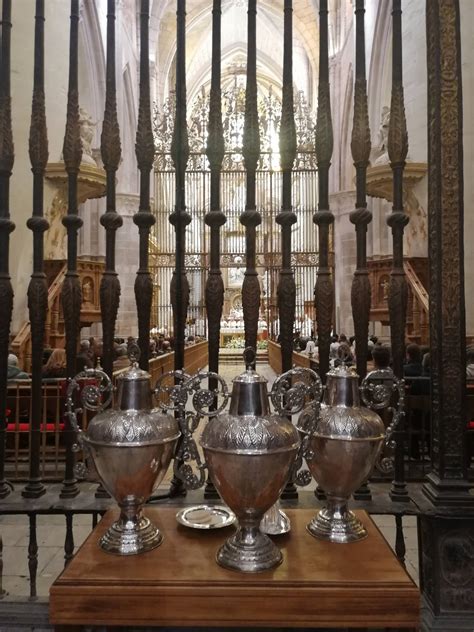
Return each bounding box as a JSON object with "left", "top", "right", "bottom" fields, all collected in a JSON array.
[
  {"left": 9, "top": 0, "right": 71, "bottom": 332},
  {"left": 330, "top": 190, "right": 356, "bottom": 336},
  {"left": 115, "top": 193, "right": 141, "bottom": 337}
]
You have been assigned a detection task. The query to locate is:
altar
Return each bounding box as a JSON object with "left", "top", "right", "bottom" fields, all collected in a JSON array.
[{"left": 50, "top": 507, "right": 419, "bottom": 630}]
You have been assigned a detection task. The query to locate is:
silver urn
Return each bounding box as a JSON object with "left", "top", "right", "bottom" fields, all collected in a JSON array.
[
  {"left": 200, "top": 351, "right": 300, "bottom": 572},
  {"left": 299, "top": 364, "right": 385, "bottom": 543},
  {"left": 67, "top": 361, "right": 180, "bottom": 555}
]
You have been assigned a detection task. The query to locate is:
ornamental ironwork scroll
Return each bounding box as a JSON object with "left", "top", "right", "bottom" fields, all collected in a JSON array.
[
  {"left": 0, "top": 0, "right": 15, "bottom": 499},
  {"left": 100, "top": 0, "right": 123, "bottom": 380},
  {"left": 60, "top": 0, "right": 83, "bottom": 499},
  {"left": 134, "top": 0, "right": 156, "bottom": 372},
  {"left": 314, "top": 0, "right": 334, "bottom": 382},
  {"left": 23, "top": 0, "right": 49, "bottom": 499}
]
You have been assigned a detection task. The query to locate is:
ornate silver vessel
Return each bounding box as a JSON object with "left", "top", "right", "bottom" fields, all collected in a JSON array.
[
  {"left": 298, "top": 364, "right": 387, "bottom": 543},
  {"left": 197, "top": 349, "right": 321, "bottom": 572},
  {"left": 66, "top": 355, "right": 180, "bottom": 555}
]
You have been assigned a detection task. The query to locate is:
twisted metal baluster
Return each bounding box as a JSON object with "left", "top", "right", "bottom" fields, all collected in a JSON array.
[
  {"left": 170, "top": 0, "right": 191, "bottom": 372},
  {"left": 276, "top": 0, "right": 297, "bottom": 374},
  {"left": 134, "top": 0, "right": 156, "bottom": 371},
  {"left": 205, "top": 0, "right": 225, "bottom": 387},
  {"left": 28, "top": 513, "right": 38, "bottom": 597},
  {"left": 387, "top": 0, "right": 409, "bottom": 502},
  {"left": 204, "top": 0, "right": 226, "bottom": 500},
  {"left": 350, "top": 0, "right": 372, "bottom": 501},
  {"left": 241, "top": 0, "right": 261, "bottom": 365},
  {"left": 23, "top": 0, "right": 49, "bottom": 499},
  {"left": 100, "top": 0, "right": 122, "bottom": 379},
  {"left": 0, "top": 0, "right": 15, "bottom": 499},
  {"left": 168, "top": 0, "right": 191, "bottom": 498},
  {"left": 350, "top": 0, "right": 372, "bottom": 380},
  {"left": 314, "top": 0, "right": 334, "bottom": 382},
  {"left": 60, "top": 0, "right": 83, "bottom": 499}
]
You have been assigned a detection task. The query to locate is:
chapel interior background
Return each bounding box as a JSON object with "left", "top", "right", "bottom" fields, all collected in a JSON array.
[{"left": 8, "top": 0, "right": 471, "bottom": 354}]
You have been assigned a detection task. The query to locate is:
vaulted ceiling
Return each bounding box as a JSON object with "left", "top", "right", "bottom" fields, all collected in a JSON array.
[{"left": 150, "top": 0, "right": 320, "bottom": 108}]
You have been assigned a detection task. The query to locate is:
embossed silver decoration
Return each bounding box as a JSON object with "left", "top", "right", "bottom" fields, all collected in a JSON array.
[
  {"left": 66, "top": 354, "right": 180, "bottom": 555},
  {"left": 299, "top": 364, "right": 387, "bottom": 543},
  {"left": 198, "top": 349, "right": 320, "bottom": 572}
]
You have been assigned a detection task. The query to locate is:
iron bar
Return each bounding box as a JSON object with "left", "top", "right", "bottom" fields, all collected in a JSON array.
[
  {"left": 204, "top": 0, "right": 225, "bottom": 380},
  {"left": 22, "top": 0, "right": 48, "bottom": 499},
  {"left": 350, "top": 0, "right": 372, "bottom": 502},
  {"left": 314, "top": 0, "right": 334, "bottom": 382},
  {"left": 276, "top": 0, "right": 297, "bottom": 374},
  {"left": 60, "top": 0, "right": 82, "bottom": 499},
  {"left": 28, "top": 513, "right": 38, "bottom": 597},
  {"left": 167, "top": 0, "right": 191, "bottom": 499},
  {"left": 387, "top": 0, "right": 409, "bottom": 503},
  {"left": 350, "top": 0, "right": 371, "bottom": 380},
  {"left": 100, "top": 0, "right": 122, "bottom": 380},
  {"left": 241, "top": 0, "right": 261, "bottom": 362},
  {"left": 203, "top": 0, "right": 225, "bottom": 501},
  {"left": 134, "top": 0, "right": 156, "bottom": 371},
  {"left": 64, "top": 512, "right": 74, "bottom": 566},
  {"left": 170, "top": 0, "right": 191, "bottom": 372},
  {"left": 0, "top": 0, "right": 14, "bottom": 499}
]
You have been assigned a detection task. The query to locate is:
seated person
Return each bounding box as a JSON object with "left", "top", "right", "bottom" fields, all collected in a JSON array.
[
  {"left": 42, "top": 348, "right": 67, "bottom": 379},
  {"left": 7, "top": 354, "right": 29, "bottom": 380},
  {"left": 403, "top": 343, "right": 423, "bottom": 377},
  {"left": 75, "top": 340, "right": 93, "bottom": 373},
  {"left": 113, "top": 345, "right": 130, "bottom": 372},
  {"left": 304, "top": 338, "right": 316, "bottom": 356},
  {"left": 467, "top": 347, "right": 474, "bottom": 379}
]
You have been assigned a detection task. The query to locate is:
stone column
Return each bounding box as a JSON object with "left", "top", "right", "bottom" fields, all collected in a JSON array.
[
  {"left": 330, "top": 190, "right": 356, "bottom": 336},
  {"left": 115, "top": 193, "right": 141, "bottom": 337}
]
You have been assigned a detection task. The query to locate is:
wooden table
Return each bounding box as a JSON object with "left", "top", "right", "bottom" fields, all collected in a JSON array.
[{"left": 50, "top": 508, "right": 419, "bottom": 630}]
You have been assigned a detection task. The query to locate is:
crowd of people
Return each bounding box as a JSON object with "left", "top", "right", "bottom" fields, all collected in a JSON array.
[
  {"left": 6, "top": 329, "right": 474, "bottom": 382},
  {"left": 296, "top": 331, "right": 474, "bottom": 380},
  {"left": 6, "top": 328, "right": 207, "bottom": 382}
]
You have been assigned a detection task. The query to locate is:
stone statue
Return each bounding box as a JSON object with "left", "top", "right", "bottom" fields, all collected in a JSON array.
[
  {"left": 79, "top": 107, "right": 97, "bottom": 165},
  {"left": 372, "top": 106, "right": 390, "bottom": 166}
]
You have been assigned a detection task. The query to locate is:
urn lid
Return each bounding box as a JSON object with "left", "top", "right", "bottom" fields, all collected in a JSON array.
[
  {"left": 85, "top": 408, "right": 180, "bottom": 447},
  {"left": 201, "top": 413, "right": 300, "bottom": 455},
  {"left": 117, "top": 362, "right": 150, "bottom": 382},
  {"left": 232, "top": 347, "right": 267, "bottom": 384}
]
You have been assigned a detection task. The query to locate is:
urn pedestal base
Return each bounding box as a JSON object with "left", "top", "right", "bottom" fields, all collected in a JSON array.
[
  {"left": 99, "top": 510, "right": 163, "bottom": 555},
  {"left": 217, "top": 524, "right": 282, "bottom": 572},
  {"left": 307, "top": 496, "right": 368, "bottom": 543}
]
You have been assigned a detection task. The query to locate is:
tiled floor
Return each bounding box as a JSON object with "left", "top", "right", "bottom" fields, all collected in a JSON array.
[{"left": 0, "top": 361, "right": 419, "bottom": 600}]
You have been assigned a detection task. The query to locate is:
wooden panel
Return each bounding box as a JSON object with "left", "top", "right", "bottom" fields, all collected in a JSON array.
[
  {"left": 50, "top": 508, "right": 419, "bottom": 628},
  {"left": 183, "top": 340, "right": 208, "bottom": 375},
  {"left": 268, "top": 340, "right": 312, "bottom": 374}
]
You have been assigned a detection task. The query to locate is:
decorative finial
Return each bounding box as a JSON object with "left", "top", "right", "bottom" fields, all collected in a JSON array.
[{"left": 243, "top": 346, "right": 256, "bottom": 371}]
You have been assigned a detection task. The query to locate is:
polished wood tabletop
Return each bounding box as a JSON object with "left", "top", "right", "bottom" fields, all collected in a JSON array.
[{"left": 50, "top": 507, "right": 419, "bottom": 629}]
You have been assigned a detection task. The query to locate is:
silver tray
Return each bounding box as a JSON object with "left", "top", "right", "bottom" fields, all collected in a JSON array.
[{"left": 176, "top": 505, "right": 236, "bottom": 530}]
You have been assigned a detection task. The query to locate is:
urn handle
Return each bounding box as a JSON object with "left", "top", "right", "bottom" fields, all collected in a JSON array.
[
  {"left": 360, "top": 368, "right": 406, "bottom": 473},
  {"left": 153, "top": 369, "right": 191, "bottom": 412},
  {"left": 271, "top": 367, "right": 323, "bottom": 486},
  {"left": 155, "top": 370, "right": 229, "bottom": 491},
  {"left": 271, "top": 367, "right": 322, "bottom": 416},
  {"left": 65, "top": 363, "right": 114, "bottom": 480}
]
